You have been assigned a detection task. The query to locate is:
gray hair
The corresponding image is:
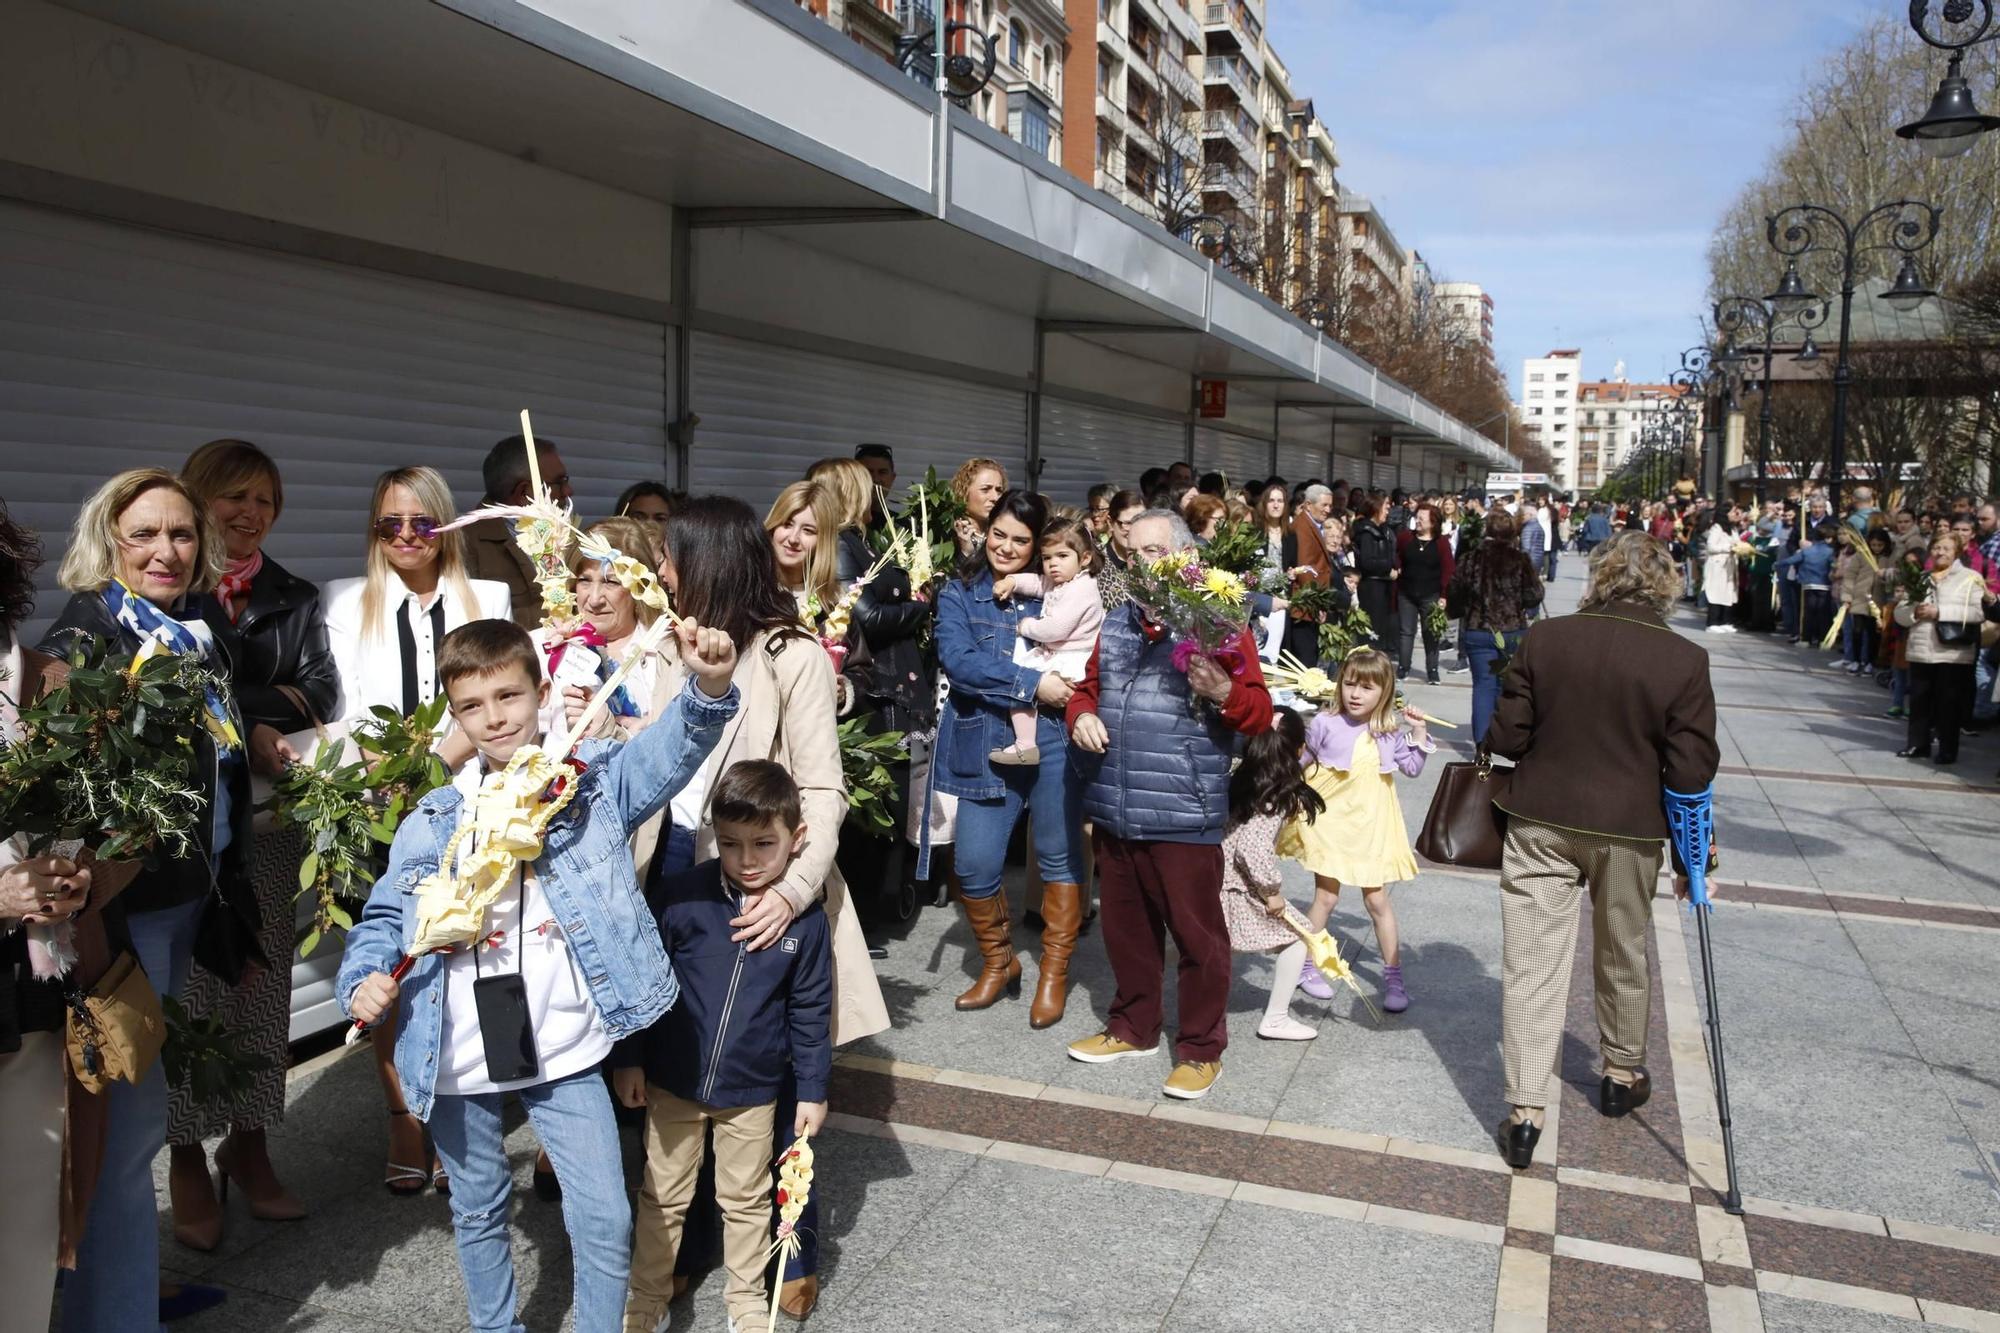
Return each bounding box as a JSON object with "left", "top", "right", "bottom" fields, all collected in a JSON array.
[
  {"left": 1302, "top": 484, "right": 1332, "bottom": 506},
  {"left": 1580, "top": 531, "right": 1679, "bottom": 617},
  {"left": 1131, "top": 508, "right": 1196, "bottom": 552}
]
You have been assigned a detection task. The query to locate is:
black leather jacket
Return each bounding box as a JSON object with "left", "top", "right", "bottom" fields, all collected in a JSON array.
[
  {"left": 1352, "top": 520, "right": 1399, "bottom": 581},
  {"left": 835, "top": 529, "right": 935, "bottom": 731},
  {"left": 233, "top": 555, "right": 339, "bottom": 731},
  {"left": 39, "top": 591, "right": 255, "bottom": 916}
]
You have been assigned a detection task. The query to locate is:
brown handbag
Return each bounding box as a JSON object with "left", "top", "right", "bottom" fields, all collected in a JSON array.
[
  {"left": 1414, "top": 750, "right": 1514, "bottom": 870},
  {"left": 64, "top": 949, "right": 167, "bottom": 1094}
]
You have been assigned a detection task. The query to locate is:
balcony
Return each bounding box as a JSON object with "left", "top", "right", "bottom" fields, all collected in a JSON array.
[
  {"left": 1200, "top": 160, "right": 1256, "bottom": 207},
  {"left": 1201, "top": 107, "right": 1258, "bottom": 161},
  {"left": 1202, "top": 2, "right": 1258, "bottom": 50},
  {"left": 1153, "top": 49, "right": 1200, "bottom": 102},
  {"left": 1096, "top": 92, "right": 1136, "bottom": 138},
  {"left": 1203, "top": 54, "right": 1260, "bottom": 107}
]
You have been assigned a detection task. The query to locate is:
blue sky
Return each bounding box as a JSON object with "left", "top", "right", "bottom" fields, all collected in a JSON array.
[{"left": 1268, "top": 0, "right": 1883, "bottom": 395}]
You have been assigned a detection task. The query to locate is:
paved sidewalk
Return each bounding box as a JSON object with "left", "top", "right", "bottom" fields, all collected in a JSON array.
[{"left": 132, "top": 565, "right": 2000, "bottom": 1332}]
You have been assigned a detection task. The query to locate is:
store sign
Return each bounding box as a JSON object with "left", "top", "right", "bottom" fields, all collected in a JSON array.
[
  {"left": 1486, "top": 472, "right": 1550, "bottom": 488},
  {"left": 1198, "top": 380, "right": 1228, "bottom": 418}
]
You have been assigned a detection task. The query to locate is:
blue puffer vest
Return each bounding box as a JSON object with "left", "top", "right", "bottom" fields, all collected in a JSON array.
[{"left": 1077, "top": 603, "right": 1237, "bottom": 844}]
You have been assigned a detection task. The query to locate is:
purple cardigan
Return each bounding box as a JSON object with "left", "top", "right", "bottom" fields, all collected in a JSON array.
[{"left": 1303, "top": 711, "right": 1432, "bottom": 777}]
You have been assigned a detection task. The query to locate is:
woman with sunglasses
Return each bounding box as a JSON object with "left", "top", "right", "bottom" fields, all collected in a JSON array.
[{"left": 323, "top": 466, "right": 509, "bottom": 1197}]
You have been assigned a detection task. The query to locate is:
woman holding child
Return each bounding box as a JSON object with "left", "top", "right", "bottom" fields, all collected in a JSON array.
[
  {"left": 933, "top": 491, "right": 1090, "bottom": 1029},
  {"left": 638, "top": 495, "right": 888, "bottom": 1322}
]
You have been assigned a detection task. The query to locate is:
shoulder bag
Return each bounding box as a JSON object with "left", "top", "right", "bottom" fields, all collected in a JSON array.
[
  {"left": 64, "top": 949, "right": 166, "bottom": 1093},
  {"left": 1414, "top": 748, "right": 1513, "bottom": 871}
]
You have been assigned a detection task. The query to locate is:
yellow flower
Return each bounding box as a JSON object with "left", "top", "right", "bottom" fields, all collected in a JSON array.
[{"left": 1202, "top": 568, "right": 1246, "bottom": 605}]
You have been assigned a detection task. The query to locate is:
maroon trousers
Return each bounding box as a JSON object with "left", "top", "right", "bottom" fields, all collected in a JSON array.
[{"left": 1094, "top": 831, "right": 1231, "bottom": 1062}]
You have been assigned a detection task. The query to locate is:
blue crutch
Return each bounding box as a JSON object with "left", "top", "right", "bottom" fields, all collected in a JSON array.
[{"left": 1664, "top": 784, "right": 1744, "bottom": 1215}]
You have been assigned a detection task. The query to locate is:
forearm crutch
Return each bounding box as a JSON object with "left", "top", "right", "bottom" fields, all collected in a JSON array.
[{"left": 1664, "top": 785, "right": 1744, "bottom": 1215}]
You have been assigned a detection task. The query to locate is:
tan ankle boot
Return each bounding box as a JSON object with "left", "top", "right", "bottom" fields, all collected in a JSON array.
[
  {"left": 955, "top": 890, "right": 1021, "bottom": 1010},
  {"left": 1029, "top": 882, "right": 1082, "bottom": 1029}
]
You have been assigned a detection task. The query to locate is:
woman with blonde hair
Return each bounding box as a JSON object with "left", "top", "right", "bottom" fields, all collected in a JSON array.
[
  {"left": 766, "top": 480, "right": 843, "bottom": 623},
  {"left": 38, "top": 468, "right": 253, "bottom": 1332},
  {"left": 321, "top": 465, "right": 509, "bottom": 1197},
  {"left": 950, "top": 457, "right": 1008, "bottom": 557}
]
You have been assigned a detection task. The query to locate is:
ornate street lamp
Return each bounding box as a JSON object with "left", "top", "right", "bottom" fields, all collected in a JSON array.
[
  {"left": 1765, "top": 199, "right": 1943, "bottom": 516},
  {"left": 895, "top": 18, "right": 998, "bottom": 105},
  {"left": 1713, "top": 295, "right": 1829, "bottom": 505},
  {"left": 1898, "top": 1, "right": 2000, "bottom": 159}
]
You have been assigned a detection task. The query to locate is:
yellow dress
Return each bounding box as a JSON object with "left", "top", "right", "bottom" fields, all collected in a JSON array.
[{"left": 1278, "top": 732, "right": 1418, "bottom": 888}]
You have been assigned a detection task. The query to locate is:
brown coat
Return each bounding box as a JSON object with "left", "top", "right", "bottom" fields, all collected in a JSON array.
[
  {"left": 653, "top": 627, "right": 890, "bottom": 1047},
  {"left": 461, "top": 514, "right": 541, "bottom": 630},
  {"left": 1484, "top": 600, "right": 1720, "bottom": 841}
]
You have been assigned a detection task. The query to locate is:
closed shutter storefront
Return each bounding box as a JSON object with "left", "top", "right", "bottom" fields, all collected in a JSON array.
[
  {"left": 689, "top": 333, "right": 1028, "bottom": 504},
  {"left": 1277, "top": 441, "right": 1329, "bottom": 486},
  {"left": 1037, "top": 397, "right": 1184, "bottom": 509},
  {"left": 1192, "top": 427, "right": 1270, "bottom": 490},
  {"left": 0, "top": 200, "right": 670, "bottom": 642}
]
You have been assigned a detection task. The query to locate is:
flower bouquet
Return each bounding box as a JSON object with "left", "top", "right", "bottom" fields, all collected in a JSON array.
[{"left": 1121, "top": 549, "right": 1251, "bottom": 679}]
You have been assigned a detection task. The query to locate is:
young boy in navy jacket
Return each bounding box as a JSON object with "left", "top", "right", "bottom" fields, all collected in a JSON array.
[{"left": 613, "top": 760, "right": 831, "bottom": 1333}]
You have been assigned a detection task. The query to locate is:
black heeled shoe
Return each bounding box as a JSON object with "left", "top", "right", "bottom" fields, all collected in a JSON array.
[
  {"left": 1895, "top": 746, "right": 1931, "bottom": 760},
  {"left": 1499, "top": 1117, "right": 1541, "bottom": 1170},
  {"left": 1600, "top": 1068, "right": 1652, "bottom": 1118}
]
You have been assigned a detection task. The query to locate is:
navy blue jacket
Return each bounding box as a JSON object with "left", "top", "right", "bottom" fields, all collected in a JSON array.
[{"left": 614, "top": 860, "right": 832, "bottom": 1108}]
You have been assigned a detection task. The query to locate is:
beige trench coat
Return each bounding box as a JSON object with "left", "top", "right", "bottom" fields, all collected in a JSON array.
[{"left": 635, "top": 627, "right": 890, "bottom": 1047}]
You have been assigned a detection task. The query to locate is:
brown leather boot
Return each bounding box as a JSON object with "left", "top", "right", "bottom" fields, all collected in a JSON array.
[
  {"left": 777, "top": 1274, "right": 819, "bottom": 1320},
  {"left": 1029, "top": 882, "right": 1083, "bottom": 1029},
  {"left": 954, "top": 891, "right": 1021, "bottom": 1010}
]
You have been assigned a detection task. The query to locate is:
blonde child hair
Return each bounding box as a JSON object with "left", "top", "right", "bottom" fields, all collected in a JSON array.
[{"left": 1338, "top": 647, "right": 1400, "bottom": 733}]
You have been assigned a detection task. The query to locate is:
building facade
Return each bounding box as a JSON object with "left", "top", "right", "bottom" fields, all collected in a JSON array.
[
  {"left": 1434, "top": 281, "right": 1493, "bottom": 354},
  {"left": 1519, "top": 348, "right": 1581, "bottom": 491},
  {"left": 1576, "top": 374, "right": 1688, "bottom": 493},
  {"left": 1058, "top": 0, "right": 1205, "bottom": 222}
]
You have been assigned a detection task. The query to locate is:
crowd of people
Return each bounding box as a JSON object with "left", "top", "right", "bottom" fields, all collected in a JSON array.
[{"left": 0, "top": 429, "right": 1974, "bottom": 1333}]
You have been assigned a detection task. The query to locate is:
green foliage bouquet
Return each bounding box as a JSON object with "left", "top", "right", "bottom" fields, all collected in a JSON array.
[
  {"left": 1199, "top": 520, "right": 1268, "bottom": 580},
  {"left": 0, "top": 635, "right": 214, "bottom": 861},
  {"left": 262, "top": 697, "right": 450, "bottom": 956},
  {"left": 837, "top": 717, "right": 908, "bottom": 838}
]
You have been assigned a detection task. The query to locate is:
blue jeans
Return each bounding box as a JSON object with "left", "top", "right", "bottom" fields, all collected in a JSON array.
[
  {"left": 62, "top": 897, "right": 204, "bottom": 1333},
  {"left": 954, "top": 751, "right": 1082, "bottom": 899},
  {"left": 1892, "top": 667, "right": 1909, "bottom": 710},
  {"left": 1779, "top": 579, "right": 1800, "bottom": 637},
  {"left": 428, "top": 1067, "right": 630, "bottom": 1333},
  {"left": 1975, "top": 642, "right": 1999, "bottom": 722},
  {"left": 1464, "top": 629, "right": 1524, "bottom": 742},
  {"left": 1842, "top": 615, "right": 1878, "bottom": 670}
]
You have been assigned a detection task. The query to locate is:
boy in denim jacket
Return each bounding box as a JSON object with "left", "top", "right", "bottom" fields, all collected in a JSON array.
[
  {"left": 339, "top": 618, "right": 739, "bottom": 1333},
  {"left": 614, "top": 760, "right": 831, "bottom": 1333}
]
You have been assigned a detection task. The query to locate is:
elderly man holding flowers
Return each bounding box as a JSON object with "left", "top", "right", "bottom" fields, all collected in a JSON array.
[{"left": 1065, "top": 509, "right": 1271, "bottom": 1101}]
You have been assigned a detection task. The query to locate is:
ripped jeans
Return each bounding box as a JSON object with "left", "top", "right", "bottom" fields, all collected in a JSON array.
[{"left": 428, "top": 1066, "right": 630, "bottom": 1333}]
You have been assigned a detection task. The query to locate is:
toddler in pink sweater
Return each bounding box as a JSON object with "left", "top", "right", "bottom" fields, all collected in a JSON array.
[{"left": 990, "top": 518, "right": 1103, "bottom": 766}]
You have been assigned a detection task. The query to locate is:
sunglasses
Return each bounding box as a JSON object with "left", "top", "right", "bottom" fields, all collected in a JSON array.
[{"left": 374, "top": 514, "right": 441, "bottom": 542}]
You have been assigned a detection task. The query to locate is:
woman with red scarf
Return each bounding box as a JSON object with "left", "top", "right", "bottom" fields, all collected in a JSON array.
[{"left": 162, "top": 441, "right": 337, "bottom": 1275}]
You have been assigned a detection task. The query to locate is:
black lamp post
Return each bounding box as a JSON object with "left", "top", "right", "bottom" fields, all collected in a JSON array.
[
  {"left": 1713, "top": 295, "right": 1830, "bottom": 506},
  {"left": 1899, "top": 1, "right": 2000, "bottom": 158},
  {"left": 1667, "top": 348, "right": 1722, "bottom": 492},
  {"left": 1765, "top": 200, "right": 1942, "bottom": 518}
]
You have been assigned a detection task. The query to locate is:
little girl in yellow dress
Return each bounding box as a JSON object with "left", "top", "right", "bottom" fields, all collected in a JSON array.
[{"left": 1278, "top": 648, "right": 1434, "bottom": 1013}]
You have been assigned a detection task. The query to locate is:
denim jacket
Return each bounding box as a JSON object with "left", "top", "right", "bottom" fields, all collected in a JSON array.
[
  {"left": 336, "top": 675, "right": 739, "bottom": 1120},
  {"left": 933, "top": 571, "right": 1065, "bottom": 801}
]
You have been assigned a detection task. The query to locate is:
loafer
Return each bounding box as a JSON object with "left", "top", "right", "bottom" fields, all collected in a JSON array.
[
  {"left": 1600, "top": 1067, "right": 1652, "bottom": 1118},
  {"left": 1498, "top": 1117, "right": 1541, "bottom": 1170}
]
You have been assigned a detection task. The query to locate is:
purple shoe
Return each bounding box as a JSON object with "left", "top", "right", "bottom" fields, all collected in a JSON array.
[
  {"left": 1297, "top": 957, "right": 1335, "bottom": 1000},
  {"left": 1381, "top": 964, "right": 1409, "bottom": 1013}
]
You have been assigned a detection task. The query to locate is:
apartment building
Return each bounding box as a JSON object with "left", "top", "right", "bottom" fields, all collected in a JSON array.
[
  {"left": 1060, "top": 0, "right": 1204, "bottom": 220},
  {"left": 1519, "top": 348, "right": 1581, "bottom": 491},
  {"left": 1198, "top": 0, "right": 1266, "bottom": 226},
  {"left": 1434, "top": 281, "right": 1494, "bottom": 354},
  {"left": 1335, "top": 193, "right": 1410, "bottom": 311},
  {"left": 1575, "top": 373, "right": 1692, "bottom": 492},
  {"left": 799, "top": 0, "right": 903, "bottom": 59}
]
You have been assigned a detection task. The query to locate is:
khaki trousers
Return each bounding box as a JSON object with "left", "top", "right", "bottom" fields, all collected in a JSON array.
[
  {"left": 0, "top": 1032, "right": 64, "bottom": 1333},
  {"left": 628, "top": 1089, "right": 776, "bottom": 1328},
  {"left": 1500, "top": 817, "right": 1662, "bottom": 1109}
]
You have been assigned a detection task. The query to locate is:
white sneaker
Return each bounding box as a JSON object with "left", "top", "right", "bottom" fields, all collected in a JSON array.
[
  {"left": 1722, "top": 625, "right": 1739, "bottom": 634},
  {"left": 1257, "top": 1015, "right": 1319, "bottom": 1041},
  {"left": 1704, "top": 625, "right": 1726, "bottom": 634}
]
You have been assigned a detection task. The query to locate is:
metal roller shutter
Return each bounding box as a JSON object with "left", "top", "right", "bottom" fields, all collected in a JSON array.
[
  {"left": 1277, "top": 442, "right": 1329, "bottom": 486},
  {"left": 0, "top": 200, "right": 670, "bottom": 642},
  {"left": 1037, "top": 397, "right": 1184, "bottom": 510},
  {"left": 689, "top": 333, "right": 1028, "bottom": 504},
  {"left": 1192, "top": 427, "right": 1271, "bottom": 491}
]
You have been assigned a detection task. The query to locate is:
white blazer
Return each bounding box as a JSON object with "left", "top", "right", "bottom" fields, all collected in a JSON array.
[{"left": 322, "top": 574, "right": 513, "bottom": 728}]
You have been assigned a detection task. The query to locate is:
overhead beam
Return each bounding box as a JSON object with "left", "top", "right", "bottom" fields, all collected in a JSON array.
[
  {"left": 686, "top": 206, "right": 926, "bottom": 228},
  {"left": 1039, "top": 320, "right": 1195, "bottom": 336}
]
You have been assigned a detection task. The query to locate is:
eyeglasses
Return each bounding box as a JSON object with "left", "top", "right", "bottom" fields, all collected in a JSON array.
[
  {"left": 1088, "top": 506, "right": 1111, "bottom": 517},
  {"left": 374, "top": 514, "right": 441, "bottom": 542},
  {"left": 1135, "top": 543, "right": 1173, "bottom": 560}
]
